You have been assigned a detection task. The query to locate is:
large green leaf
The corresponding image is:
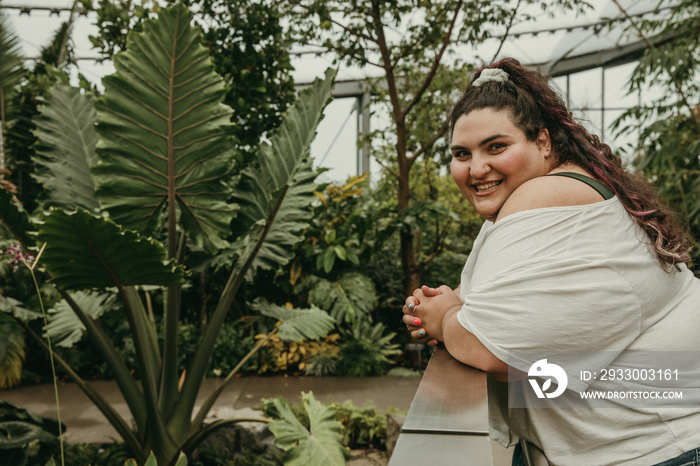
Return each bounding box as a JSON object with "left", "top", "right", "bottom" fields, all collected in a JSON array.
[
  {"left": 93, "top": 3, "right": 236, "bottom": 253},
  {"left": 0, "top": 188, "right": 35, "bottom": 247},
  {"left": 305, "top": 273, "right": 377, "bottom": 325},
  {"left": 36, "top": 209, "right": 185, "bottom": 290},
  {"left": 231, "top": 68, "right": 336, "bottom": 277},
  {"left": 33, "top": 84, "right": 99, "bottom": 212},
  {"left": 250, "top": 298, "right": 335, "bottom": 342},
  {"left": 45, "top": 291, "right": 117, "bottom": 348},
  {"left": 268, "top": 392, "right": 345, "bottom": 466}
]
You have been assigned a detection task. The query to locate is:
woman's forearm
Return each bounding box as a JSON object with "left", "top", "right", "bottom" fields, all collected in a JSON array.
[{"left": 441, "top": 307, "right": 509, "bottom": 377}]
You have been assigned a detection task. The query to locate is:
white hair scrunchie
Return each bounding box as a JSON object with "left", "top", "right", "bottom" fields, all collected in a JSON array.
[{"left": 472, "top": 68, "right": 509, "bottom": 87}]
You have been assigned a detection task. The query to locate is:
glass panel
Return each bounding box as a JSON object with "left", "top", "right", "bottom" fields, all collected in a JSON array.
[{"left": 312, "top": 98, "right": 359, "bottom": 183}]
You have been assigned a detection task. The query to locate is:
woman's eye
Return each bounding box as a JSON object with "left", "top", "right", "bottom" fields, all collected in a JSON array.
[
  {"left": 489, "top": 143, "right": 506, "bottom": 151},
  {"left": 453, "top": 151, "right": 470, "bottom": 159}
]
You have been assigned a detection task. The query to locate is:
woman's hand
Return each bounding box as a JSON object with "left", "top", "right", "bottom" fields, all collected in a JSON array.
[{"left": 402, "top": 285, "right": 459, "bottom": 345}]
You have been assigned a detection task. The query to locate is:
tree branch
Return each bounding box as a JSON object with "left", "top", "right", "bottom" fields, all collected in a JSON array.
[
  {"left": 490, "top": 0, "right": 522, "bottom": 63},
  {"left": 409, "top": 116, "right": 451, "bottom": 164},
  {"left": 374, "top": 156, "right": 400, "bottom": 180},
  {"left": 400, "top": 0, "right": 464, "bottom": 122},
  {"left": 611, "top": 0, "right": 700, "bottom": 132},
  {"left": 393, "top": 3, "right": 452, "bottom": 65}
]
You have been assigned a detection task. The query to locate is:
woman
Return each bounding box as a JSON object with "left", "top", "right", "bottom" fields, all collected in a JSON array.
[{"left": 402, "top": 58, "right": 700, "bottom": 465}]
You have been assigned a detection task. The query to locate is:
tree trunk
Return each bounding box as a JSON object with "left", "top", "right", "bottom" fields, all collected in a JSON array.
[{"left": 396, "top": 124, "right": 420, "bottom": 298}]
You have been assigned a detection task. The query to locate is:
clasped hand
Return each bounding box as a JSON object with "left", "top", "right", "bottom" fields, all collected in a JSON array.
[{"left": 402, "top": 285, "right": 463, "bottom": 345}]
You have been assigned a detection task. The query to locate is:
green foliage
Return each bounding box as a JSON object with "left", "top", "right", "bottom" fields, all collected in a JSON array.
[
  {"left": 267, "top": 392, "right": 346, "bottom": 466},
  {"left": 253, "top": 332, "right": 339, "bottom": 375},
  {"left": 336, "top": 321, "right": 401, "bottom": 377},
  {"left": 302, "top": 273, "right": 377, "bottom": 325},
  {"left": 176, "top": 0, "right": 296, "bottom": 163},
  {"left": 192, "top": 447, "right": 282, "bottom": 466},
  {"left": 263, "top": 396, "right": 401, "bottom": 454},
  {"left": 62, "top": 442, "right": 129, "bottom": 466},
  {"left": 37, "top": 209, "right": 185, "bottom": 290},
  {"left": 93, "top": 5, "right": 237, "bottom": 252},
  {"left": 229, "top": 67, "right": 336, "bottom": 278},
  {"left": 333, "top": 401, "right": 392, "bottom": 450},
  {"left": 45, "top": 292, "right": 117, "bottom": 348},
  {"left": 250, "top": 299, "right": 335, "bottom": 342},
  {"left": 610, "top": 0, "right": 700, "bottom": 273},
  {"left": 0, "top": 4, "right": 337, "bottom": 465},
  {"left": 90, "top": 0, "right": 296, "bottom": 165},
  {"left": 0, "top": 401, "right": 64, "bottom": 466},
  {"left": 0, "top": 8, "right": 24, "bottom": 144},
  {"left": 89, "top": 0, "right": 160, "bottom": 57},
  {"left": 33, "top": 84, "right": 99, "bottom": 212},
  {"left": 0, "top": 313, "right": 25, "bottom": 388}
]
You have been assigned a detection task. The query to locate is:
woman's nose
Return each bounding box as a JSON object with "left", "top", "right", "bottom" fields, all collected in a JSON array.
[{"left": 470, "top": 155, "right": 491, "bottom": 178}]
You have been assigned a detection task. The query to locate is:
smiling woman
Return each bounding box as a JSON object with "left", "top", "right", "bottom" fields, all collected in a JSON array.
[
  {"left": 449, "top": 108, "right": 553, "bottom": 222},
  {"left": 400, "top": 58, "right": 700, "bottom": 466}
]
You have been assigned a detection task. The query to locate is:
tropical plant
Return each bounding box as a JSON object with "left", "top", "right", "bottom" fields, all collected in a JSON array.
[
  {"left": 0, "top": 9, "right": 24, "bottom": 190},
  {"left": 264, "top": 392, "right": 347, "bottom": 466},
  {"left": 0, "top": 400, "right": 64, "bottom": 466},
  {"left": 89, "top": 0, "right": 296, "bottom": 165},
  {"left": 610, "top": 0, "right": 700, "bottom": 274},
  {"left": 253, "top": 331, "right": 340, "bottom": 375},
  {"left": 335, "top": 321, "right": 401, "bottom": 377},
  {"left": 0, "top": 4, "right": 338, "bottom": 465}
]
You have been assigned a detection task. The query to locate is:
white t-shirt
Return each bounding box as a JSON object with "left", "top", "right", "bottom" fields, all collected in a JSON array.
[{"left": 456, "top": 197, "right": 700, "bottom": 465}]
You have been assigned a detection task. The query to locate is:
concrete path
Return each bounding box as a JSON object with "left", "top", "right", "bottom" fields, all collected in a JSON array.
[{"left": 0, "top": 376, "right": 421, "bottom": 444}]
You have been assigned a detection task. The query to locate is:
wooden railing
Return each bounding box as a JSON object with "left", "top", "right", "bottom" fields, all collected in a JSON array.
[{"left": 388, "top": 347, "right": 512, "bottom": 465}]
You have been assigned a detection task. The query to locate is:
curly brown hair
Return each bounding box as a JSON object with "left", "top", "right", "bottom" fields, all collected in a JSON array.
[{"left": 450, "top": 57, "right": 691, "bottom": 268}]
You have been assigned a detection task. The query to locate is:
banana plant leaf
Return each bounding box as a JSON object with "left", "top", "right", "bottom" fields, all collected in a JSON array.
[
  {"left": 36, "top": 209, "right": 184, "bottom": 290},
  {"left": 268, "top": 392, "right": 345, "bottom": 466},
  {"left": 0, "top": 188, "right": 35, "bottom": 247},
  {"left": 231, "top": 68, "right": 337, "bottom": 277},
  {"left": 93, "top": 3, "right": 236, "bottom": 253},
  {"left": 45, "top": 291, "right": 117, "bottom": 347},
  {"left": 250, "top": 298, "right": 335, "bottom": 342},
  {"left": 33, "top": 84, "right": 99, "bottom": 212}
]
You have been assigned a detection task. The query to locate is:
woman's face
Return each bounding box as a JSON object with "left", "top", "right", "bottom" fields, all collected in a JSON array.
[{"left": 450, "top": 108, "right": 552, "bottom": 222}]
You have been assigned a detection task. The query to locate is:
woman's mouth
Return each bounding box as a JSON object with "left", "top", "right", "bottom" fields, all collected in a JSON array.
[{"left": 473, "top": 180, "right": 502, "bottom": 193}]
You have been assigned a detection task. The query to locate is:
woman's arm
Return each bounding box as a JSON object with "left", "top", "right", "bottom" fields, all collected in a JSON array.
[{"left": 402, "top": 287, "right": 508, "bottom": 378}]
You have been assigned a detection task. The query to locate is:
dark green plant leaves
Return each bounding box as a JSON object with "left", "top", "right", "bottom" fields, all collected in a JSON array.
[
  {"left": 231, "top": 68, "right": 336, "bottom": 277},
  {"left": 251, "top": 298, "right": 334, "bottom": 342},
  {"left": 93, "top": 3, "right": 236, "bottom": 253},
  {"left": 0, "top": 314, "right": 25, "bottom": 389},
  {"left": 33, "top": 84, "right": 99, "bottom": 212},
  {"left": 0, "top": 9, "right": 25, "bottom": 126},
  {"left": 45, "top": 291, "right": 117, "bottom": 347},
  {"left": 268, "top": 392, "right": 345, "bottom": 466},
  {"left": 0, "top": 296, "right": 41, "bottom": 322},
  {"left": 304, "top": 273, "right": 377, "bottom": 325},
  {"left": 37, "top": 209, "right": 185, "bottom": 290},
  {"left": 0, "top": 188, "right": 35, "bottom": 247}
]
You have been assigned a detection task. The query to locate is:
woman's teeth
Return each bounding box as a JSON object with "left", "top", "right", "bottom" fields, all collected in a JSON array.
[{"left": 474, "top": 181, "right": 501, "bottom": 192}]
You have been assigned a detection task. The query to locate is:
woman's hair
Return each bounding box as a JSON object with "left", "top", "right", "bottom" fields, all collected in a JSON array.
[{"left": 450, "top": 57, "right": 691, "bottom": 267}]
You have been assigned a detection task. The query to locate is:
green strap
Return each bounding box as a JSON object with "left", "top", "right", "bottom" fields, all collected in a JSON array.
[{"left": 545, "top": 172, "right": 615, "bottom": 200}]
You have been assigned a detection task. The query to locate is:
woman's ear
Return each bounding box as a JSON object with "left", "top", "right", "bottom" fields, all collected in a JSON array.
[{"left": 536, "top": 128, "right": 551, "bottom": 157}]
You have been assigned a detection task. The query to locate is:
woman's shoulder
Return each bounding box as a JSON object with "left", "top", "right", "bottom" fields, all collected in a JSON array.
[{"left": 496, "top": 169, "right": 610, "bottom": 222}]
